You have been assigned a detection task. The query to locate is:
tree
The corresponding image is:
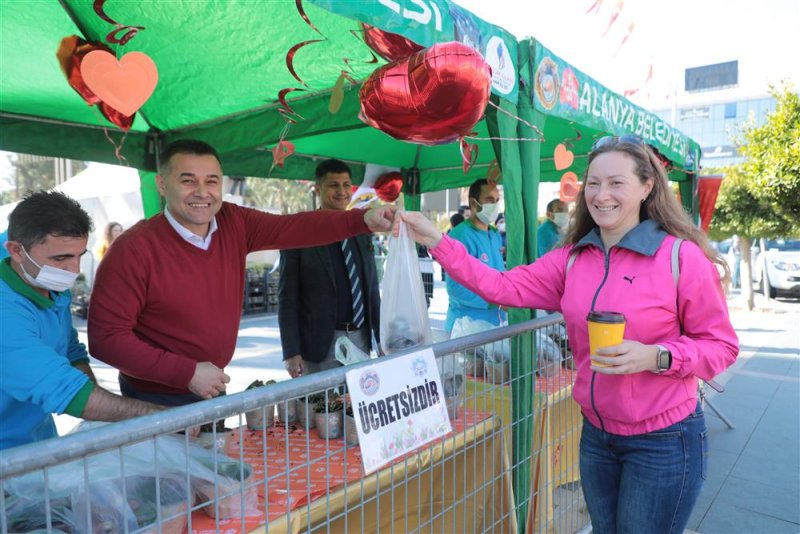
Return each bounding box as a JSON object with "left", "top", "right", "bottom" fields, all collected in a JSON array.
[
  {"left": 710, "top": 82, "right": 800, "bottom": 309},
  {"left": 243, "top": 177, "right": 316, "bottom": 214}
]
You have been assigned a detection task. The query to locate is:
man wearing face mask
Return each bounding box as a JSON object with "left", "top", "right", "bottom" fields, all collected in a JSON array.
[
  {"left": 0, "top": 191, "right": 163, "bottom": 450},
  {"left": 537, "top": 199, "right": 569, "bottom": 258},
  {"left": 444, "top": 179, "right": 506, "bottom": 332}
]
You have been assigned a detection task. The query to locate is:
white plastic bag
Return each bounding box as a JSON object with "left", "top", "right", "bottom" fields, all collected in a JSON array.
[
  {"left": 335, "top": 335, "right": 372, "bottom": 366},
  {"left": 451, "top": 316, "right": 511, "bottom": 363},
  {"left": 380, "top": 220, "right": 432, "bottom": 354}
]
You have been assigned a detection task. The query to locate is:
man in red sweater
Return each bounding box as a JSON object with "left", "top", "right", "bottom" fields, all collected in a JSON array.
[{"left": 88, "top": 139, "right": 395, "bottom": 409}]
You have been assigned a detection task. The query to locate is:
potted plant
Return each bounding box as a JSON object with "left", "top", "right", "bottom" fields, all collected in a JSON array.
[
  {"left": 344, "top": 402, "right": 359, "bottom": 446},
  {"left": 314, "top": 392, "right": 344, "bottom": 440},
  {"left": 244, "top": 379, "right": 275, "bottom": 430},
  {"left": 296, "top": 393, "right": 324, "bottom": 429}
]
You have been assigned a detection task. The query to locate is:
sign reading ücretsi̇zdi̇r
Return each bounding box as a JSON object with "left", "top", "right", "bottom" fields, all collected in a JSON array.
[{"left": 345, "top": 348, "right": 452, "bottom": 474}]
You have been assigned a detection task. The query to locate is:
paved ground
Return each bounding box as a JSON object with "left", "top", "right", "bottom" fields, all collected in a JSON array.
[{"left": 62, "top": 274, "right": 799, "bottom": 534}]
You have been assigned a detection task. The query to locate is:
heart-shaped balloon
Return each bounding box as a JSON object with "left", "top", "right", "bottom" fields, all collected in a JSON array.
[
  {"left": 56, "top": 35, "right": 135, "bottom": 130},
  {"left": 362, "top": 23, "right": 423, "bottom": 62},
  {"left": 554, "top": 143, "right": 574, "bottom": 170},
  {"left": 374, "top": 171, "right": 403, "bottom": 202},
  {"left": 81, "top": 50, "right": 158, "bottom": 117},
  {"left": 359, "top": 42, "right": 492, "bottom": 146},
  {"left": 559, "top": 172, "right": 581, "bottom": 203}
]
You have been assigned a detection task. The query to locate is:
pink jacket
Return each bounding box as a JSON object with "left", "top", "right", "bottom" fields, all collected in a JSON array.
[{"left": 431, "top": 220, "right": 739, "bottom": 435}]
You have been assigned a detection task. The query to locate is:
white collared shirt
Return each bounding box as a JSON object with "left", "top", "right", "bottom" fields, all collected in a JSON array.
[{"left": 163, "top": 207, "right": 218, "bottom": 251}]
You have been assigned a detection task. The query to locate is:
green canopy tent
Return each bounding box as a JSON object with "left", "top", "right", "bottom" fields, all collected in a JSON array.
[{"left": 0, "top": 1, "right": 701, "bottom": 529}]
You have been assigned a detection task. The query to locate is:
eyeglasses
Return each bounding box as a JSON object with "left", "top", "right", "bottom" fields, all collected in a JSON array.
[{"left": 591, "top": 135, "right": 645, "bottom": 151}]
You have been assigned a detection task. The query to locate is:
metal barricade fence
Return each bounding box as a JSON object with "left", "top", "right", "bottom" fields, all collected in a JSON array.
[{"left": 0, "top": 315, "right": 588, "bottom": 533}]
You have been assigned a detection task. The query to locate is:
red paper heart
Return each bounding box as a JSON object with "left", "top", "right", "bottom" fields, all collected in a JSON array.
[
  {"left": 554, "top": 143, "right": 574, "bottom": 170},
  {"left": 559, "top": 172, "right": 581, "bottom": 203},
  {"left": 460, "top": 138, "right": 479, "bottom": 175},
  {"left": 271, "top": 140, "right": 295, "bottom": 168},
  {"left": 359, "top": 42, "right": 492, "bottom": 146},
  {"left": 81, "top": 50, "right": 158, "bottom": 116},
  {"left": 374, "top": 172, "right": 403, "bottom": 202}
]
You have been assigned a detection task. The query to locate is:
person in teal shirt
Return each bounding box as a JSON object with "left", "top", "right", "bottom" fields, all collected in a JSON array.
[
  {"left": 536, "top": 199, "right": 568, "bottom": 258},
  {"left": 0, "top": 191, "right": 162, "bottom": 450},
  {"left": 445, "top": 179, "right": 506, "bottom": 331}
]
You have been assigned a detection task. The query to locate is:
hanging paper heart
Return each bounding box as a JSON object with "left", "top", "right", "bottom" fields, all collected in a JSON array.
[
  {"left": 329, "top": 72, "right": 346, "bottom": 114},
  {"left": 271, "top": 140, "right": 295, "bottom": 168},
  {"left": 81, "top": 50, "right": 158, "bottom": 117},
  {"left": 373, "top": 171, "right": 403, "bottom": 202},
  {"left": 359, "top": 42, "right": 492, "bottom": 146},
  {"left": 486, "top": 159, "right": 502, "bottom": 183},
  {"left": 460, "top": 138, "right": 479, "bottom": 175},
  {"left": 559, "top": 172, "right": 581, "bottom": 203},
  {"left": 554, "top": 143, "right": 574, "bottom": 170},
  {"left": 56, "top": 36, "right": 135, "bottom": 130},
  {"left": 361, "top": 23, "right": 423, "bottom": 62}
]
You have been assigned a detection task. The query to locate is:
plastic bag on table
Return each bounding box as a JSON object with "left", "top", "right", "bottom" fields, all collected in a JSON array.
[
  {"left": 380, "top": 219, "right": 432, "bottom": 354},
  {"left": 451, "top": 316, "right": 510, "bottom": 363},
  {"left": 4, "top": 426, "right": 258, "bottom": 524}
]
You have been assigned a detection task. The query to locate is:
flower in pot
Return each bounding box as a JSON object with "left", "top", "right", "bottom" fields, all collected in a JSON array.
[
  {"left": 314, "top": 393, "right": 344, "bottom": 440},
  {"left": 296, "top": 393, "right": 324, "bottom": 429},
  {"left": 344, "top": 403, "right": 359, "bottom": 446},
  {"left": 245, "top": 379, "right": 275, "bottom": 430}
]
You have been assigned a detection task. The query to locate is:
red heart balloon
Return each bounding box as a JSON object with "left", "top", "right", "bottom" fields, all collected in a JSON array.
[
  {"left": 362, "top": 23, "right": 424, "bottom": 62},
  {"left": 56, "top": 35, "right": 135, "bottom": 130},
  {"left": 374, "top": 171, "right": 403, "bottom": 202},
  {"left": 359, "top": 42, "right": 492, "bottom": 146}
]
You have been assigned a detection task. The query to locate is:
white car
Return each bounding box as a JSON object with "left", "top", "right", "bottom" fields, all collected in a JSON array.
[{"left": 753, "top": 238, "right": 800, "bottom": 298}]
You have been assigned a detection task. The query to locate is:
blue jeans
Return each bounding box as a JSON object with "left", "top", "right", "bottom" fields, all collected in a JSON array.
[{"left": 579, "top": 404, "right": 708, "bottom": 534}]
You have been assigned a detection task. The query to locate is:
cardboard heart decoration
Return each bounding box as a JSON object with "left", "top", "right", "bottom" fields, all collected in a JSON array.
[
  {"left": 554, "top": 143, "right": 574, "bottom": 170},
  {"left": 271, "top": 140, "right": 295, "bottom": 168},
  {"left": 559, "top": 172, "right": 581, "bottom": 203},
  {"left": 81, "top": 50, "right": 158, "bottom": 117}
]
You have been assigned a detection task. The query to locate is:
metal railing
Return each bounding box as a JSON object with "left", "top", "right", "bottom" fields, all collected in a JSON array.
[{"left": 0, "top": 315, "right": 588, "bottom": 533}]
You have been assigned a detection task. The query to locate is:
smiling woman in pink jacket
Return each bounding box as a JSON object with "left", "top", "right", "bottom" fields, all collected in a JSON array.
[{"left": 398, "top": 136, "right": 738, "bottom": 534}]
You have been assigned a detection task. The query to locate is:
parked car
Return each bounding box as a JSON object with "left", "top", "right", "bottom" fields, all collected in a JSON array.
[{"left": 753, "top": 238, "right": 800, "bottom": 298}]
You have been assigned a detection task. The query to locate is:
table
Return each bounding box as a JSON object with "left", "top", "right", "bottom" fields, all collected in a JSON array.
[
  {"left": 464, "top": 369, "right": 582, "bottom": 532},
  {"left": 189, "top": 410, "right": 516, "bottom": 533}
]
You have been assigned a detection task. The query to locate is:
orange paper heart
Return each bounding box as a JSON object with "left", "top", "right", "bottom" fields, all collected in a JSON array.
[
  {"left": 81, "top": 50, "right": 158, "bottom": 117},
  {"left": 460, "top": 139, "right": 479, "bottom": 175},
  {"left": 559, "top": 172, "right": 580, "bottom": 203},
  {"left": 554, "top": 143, "right": 574, "bottom": 171}
]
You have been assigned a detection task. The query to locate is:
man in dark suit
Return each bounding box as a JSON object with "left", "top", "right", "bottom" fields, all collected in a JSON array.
[{"left": 279, "top": 159, "right": 381, "bottom": 377}]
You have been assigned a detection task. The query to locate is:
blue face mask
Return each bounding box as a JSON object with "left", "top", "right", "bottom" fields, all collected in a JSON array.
[{"left": 20, "top": 246, "right": 78, "bottom": 292}]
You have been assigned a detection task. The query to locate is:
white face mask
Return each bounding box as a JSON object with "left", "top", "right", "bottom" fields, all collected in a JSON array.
[
  {"left": 476, "top": 201, "right": 499, "bottom": 226},
  {"left": 20, "top": 247, "right": 79, "bottom": 292},
  {"left": 553, "top": 212, "right": 570, "bottom": 229}
]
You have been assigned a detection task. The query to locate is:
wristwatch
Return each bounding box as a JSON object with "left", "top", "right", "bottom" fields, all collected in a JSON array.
[{"left": 655, "top": 345, "right": 672, "bottom": 373}]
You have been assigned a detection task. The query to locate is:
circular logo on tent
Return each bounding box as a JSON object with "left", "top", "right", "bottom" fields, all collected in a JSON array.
[
  {"left": 534, "top": 56, "right": 560, "bottom": 110},
  {"left": 485, "top": 36, "right": 515, "bottom": 95},
  {"left": 359, "top": 370, "right": 380, "bottom": 396}
]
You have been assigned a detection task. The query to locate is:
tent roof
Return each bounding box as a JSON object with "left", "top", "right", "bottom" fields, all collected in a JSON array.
[{"left": 0, "top": 1, "right": 698, "bottom": 191}]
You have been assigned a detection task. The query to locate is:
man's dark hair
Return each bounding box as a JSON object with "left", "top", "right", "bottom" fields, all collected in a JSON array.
[
  {"left": 468, "top": 179, "right": 490, "bottom": 201},
  {"left": 457, "top": 205, "right": 470, "bottom": 216},
  {"left": 449, "top": 213, "right": 465, "bottom": 228},
  {"left": 546, "top": 199, "right": 566, "bottom": 214},
  {"left": 8, "top": 191, "right": 93, "bottom": 249},
  {"left": 314, "top": 159, "right": 352, "bottom": 184},
  {"left": 160, "top": 139, "right": 221, "bottom": 173}
]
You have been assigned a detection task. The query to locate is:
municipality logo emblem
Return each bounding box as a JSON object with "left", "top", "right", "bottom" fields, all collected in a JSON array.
[
  {"left": 359, "top": 370, "right": 380, "bottom": 396},
  {"left": 411, "top": 357, "right": 428, "bottom": 377}
]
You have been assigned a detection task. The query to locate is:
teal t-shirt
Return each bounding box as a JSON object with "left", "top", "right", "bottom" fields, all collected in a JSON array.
[{"left": 0, "top": 259, "right": 90, "bottom": 449}]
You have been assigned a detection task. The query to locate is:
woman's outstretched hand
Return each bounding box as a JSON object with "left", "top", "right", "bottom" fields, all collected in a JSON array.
[{"left": 393, "top": 211, "right": 444, "bottom": 249}]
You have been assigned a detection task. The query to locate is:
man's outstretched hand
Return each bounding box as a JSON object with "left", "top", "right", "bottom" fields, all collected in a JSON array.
[{"left": 364, "top": 204, "right": 398, "bottom": 233}]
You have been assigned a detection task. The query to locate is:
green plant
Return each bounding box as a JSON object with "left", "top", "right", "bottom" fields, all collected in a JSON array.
[
  {"left": 314, "top": 392, "right": 343, "bottom": 413},
  {"left": 246, "top": 379, "right": 275, "bottom": 390}
]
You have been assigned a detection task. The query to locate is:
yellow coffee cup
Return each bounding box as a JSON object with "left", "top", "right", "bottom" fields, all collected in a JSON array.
[{"left": 587, "top": 311, "right": 626, "bottom": 367}]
